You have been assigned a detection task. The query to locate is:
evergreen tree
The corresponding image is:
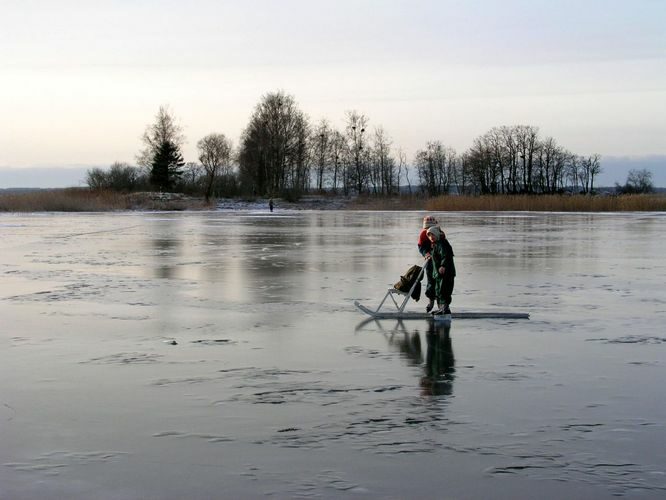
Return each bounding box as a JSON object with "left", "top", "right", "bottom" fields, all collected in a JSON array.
[
  {"left": 150, "top": 140, "right": 184, "bottom": 191},
  {"left": 138, "top": 105, "right": 185, "bottom": 169}
]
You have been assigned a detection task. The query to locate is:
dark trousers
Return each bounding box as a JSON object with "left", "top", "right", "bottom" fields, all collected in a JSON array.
[
  {"left": 424, "top": 259, "right": 435, "bottom": 302},
  {"left": 435, "top": 276, "right": 455, "bottom": 306}
]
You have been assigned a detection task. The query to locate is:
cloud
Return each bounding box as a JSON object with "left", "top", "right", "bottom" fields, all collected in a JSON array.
[
  {"left": 597, "top": 155, "right": 666, "bottom": 187},
  {"left": 0, "top": 167, "right": 89, "bottom": 189}
]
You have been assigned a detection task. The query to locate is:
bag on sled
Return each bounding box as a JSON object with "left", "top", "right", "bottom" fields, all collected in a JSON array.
[{"left": 393, "top": 264, "right": 423, "bottom": 301}]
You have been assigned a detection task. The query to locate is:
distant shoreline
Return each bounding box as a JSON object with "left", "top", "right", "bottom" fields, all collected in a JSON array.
[{"left": 1, "top": 189, "right": 665, "bottom": 213}]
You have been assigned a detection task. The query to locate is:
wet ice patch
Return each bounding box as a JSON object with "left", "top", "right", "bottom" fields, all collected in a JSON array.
[
  {"left": 229, "top": 367, "right": 320, "bottom": 381},
  {"left": 152, "top": 431, "right": 233, "bottom": 443},
  {"left": 627, "top": 360, "right": 660, "bottom": 366},
  {"left": 230, "top": 383, "right": 378, "bottom": 406},
  {"left": 6, "top": 276, "right": 160, "bottom": 304},
  {"left": 81, "top": 352, "right": 163, "bottom": 364},
  {"left": 237, "top": 464, "right": 367, "bottom": 498},
  {"left": 344, "top": 345, "right": 394, "bottom": 361},
  {"left": 4, "top": 451, "right": 129, "bottom": 476},
  {"left": 152, "top": 375, "right": 221, "bottom": 386},
  {"left": 1, "top": 401, "right": 16, "bottom": 421},
  {"left": 9, "top": 336, "right": 56, "bottom": 347},
  {"left": 478, "top": 370, "right": 532, "bottom": 382},
  {"left": 191, "top": 339, "right": 235, "bottom": 345},
  {"left": 260, "top": 394, "right": 451, "bottom": 455},
  {"left": 485, "top": 451, "right": 665, "bottom": 497},
  {"left": 587, "top": 335, "right": 666, "bottom": 345}
]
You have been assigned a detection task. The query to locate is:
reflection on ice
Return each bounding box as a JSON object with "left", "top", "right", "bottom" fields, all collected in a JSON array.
[{"left": 421, "top": 321, "right": 455, "bottom": 396}]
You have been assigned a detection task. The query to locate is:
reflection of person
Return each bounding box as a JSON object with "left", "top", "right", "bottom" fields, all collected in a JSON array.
[
  {"left": 426, "top": 225, "right": 456, "bottom": 315},
  {"left": 269, "top": 199, "right": 274, "bottom": 212},
  {"left": 418, "top": 215, "right": 439, "bottom": 312},
  {"left": 420, "top": 321, "right": 455, "bottom": 396},
  {"left": 386, "top": 325, "right": 423, "bottom": 366}
]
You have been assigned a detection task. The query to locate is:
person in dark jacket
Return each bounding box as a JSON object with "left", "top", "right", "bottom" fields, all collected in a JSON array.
[
  {"left": 418, "top": 215, "right": 439, "bottom": 312},
  {"left": 426, "top": 225, "right": 456, "bottom": 315}
]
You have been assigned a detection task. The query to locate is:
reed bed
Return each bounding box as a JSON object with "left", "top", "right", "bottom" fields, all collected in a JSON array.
[
  {"left": 0, "top": 188, "right": 131, "bottom": 212},
  {"left": 1, "top": 189, "right": 664, "bottom": 213},
  {"left": 349, "top": 193, "right": 666, "bottom": 212},
  {"left": 0, "top": 189, "right": 213, "bottom": 212},
  {"left": 425, "top": 194, "right": 666, "bottom": 212},
  {"left": 346, "top": 194, "right": 428, "bottom": 211}
]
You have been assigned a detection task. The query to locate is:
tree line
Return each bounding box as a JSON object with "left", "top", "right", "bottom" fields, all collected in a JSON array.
[{"left": 87, "top": 90, "right": 655, "bottom": 199}]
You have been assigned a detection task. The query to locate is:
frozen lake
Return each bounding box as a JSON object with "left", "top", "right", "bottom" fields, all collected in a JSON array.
[{"left": 1, "top": 210, "right": 665, "bottom": 499}]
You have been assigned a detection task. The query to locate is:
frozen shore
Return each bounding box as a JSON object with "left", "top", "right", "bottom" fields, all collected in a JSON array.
[{"left": 215, "top": 195, "right": 353, "bottom": 211}]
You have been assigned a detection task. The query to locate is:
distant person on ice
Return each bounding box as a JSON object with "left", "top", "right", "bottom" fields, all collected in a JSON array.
[
  {"left": 418, "top": 215, "right": 439, "bottom": 312},
  {"left": 269, "top": 199, "right": 274, "bottom": 212},
  {"left": 426, "top": 225, "right": 456, "bottom": 315}
]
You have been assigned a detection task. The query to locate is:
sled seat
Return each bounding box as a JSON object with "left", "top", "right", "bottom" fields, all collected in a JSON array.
[{"left": 373, "top": 265, "right": 425, "bottom": 315}]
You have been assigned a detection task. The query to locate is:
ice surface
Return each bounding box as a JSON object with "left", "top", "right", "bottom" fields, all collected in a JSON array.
[{"left": 1, "top": 210, "right": 665, "bottom": 499}]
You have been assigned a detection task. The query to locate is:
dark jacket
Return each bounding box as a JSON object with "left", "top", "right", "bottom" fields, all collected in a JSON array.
[{"left": 431, "top": 236, "right": 456, "bottom": 279}]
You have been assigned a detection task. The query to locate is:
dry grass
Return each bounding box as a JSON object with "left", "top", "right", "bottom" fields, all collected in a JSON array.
[
  {"left": 346, "top": 194, "right": 428, "bottom": 211},
  {"left": 0, "top": 188, "right": 131, "bottom": 212},
  {"left": 425, "top": 194, "right": 666, "bottom": 212},
  {"left": 2, "top": 189, "right": 664, "bottom": 213},
  {"left": 347, "top": 193, "right": 666, "bottom": 212},
  {"left": 0, "top": 189, "right": 214, "bottom": 212},
  {"left": 124, "top": 192, "right": 213, "bottom": 211}
]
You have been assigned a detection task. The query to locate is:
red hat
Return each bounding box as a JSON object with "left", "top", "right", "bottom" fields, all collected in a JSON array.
[{"left": 423, "top": 215, "right": 439, "bottom": 229}]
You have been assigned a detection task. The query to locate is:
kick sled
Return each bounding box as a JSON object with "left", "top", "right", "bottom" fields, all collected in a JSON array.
[{"left": 353, "top": 263, "right": 530, "bottom": 321}]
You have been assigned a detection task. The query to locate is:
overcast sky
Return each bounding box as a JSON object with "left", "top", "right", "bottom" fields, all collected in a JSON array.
[{"left": 1, "top": 0, "right": 664, "bottom": 184}]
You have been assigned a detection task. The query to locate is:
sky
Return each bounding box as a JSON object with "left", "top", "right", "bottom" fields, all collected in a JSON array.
[{"left": 1, "top": 0, "right": 665, "bottom": 187}]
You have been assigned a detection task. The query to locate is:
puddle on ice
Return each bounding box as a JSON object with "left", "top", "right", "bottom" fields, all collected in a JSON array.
[{"left": 1, "top": 211, "right": 666, "bottom": 499}]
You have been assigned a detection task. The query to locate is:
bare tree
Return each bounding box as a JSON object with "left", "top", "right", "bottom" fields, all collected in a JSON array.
[
  {"left": 515, "top": 125, "right": 540, "bottom": 193},
  {"left": 488, "top": 127, "right": 508, "bottom": 193},
  {"left": 238, "top": 91, "right": 310, "bottom": 196},
  {"left": 566, "top": 153, "right": 581, "bottom": 193},
  {"left": 345, "top": 110, "right": 370, "bottom": 194},
  {"left": 397, "top": 148, "right": 410, "bottom": 195},
  {"left": 457, "top": 153, "right": 475, "bottom": 195},
  {"left": 329, "top": 130, "right": 346, "bottom": 193},
  {"left": 415, "top": 141, "right": 456, "bottom": 196},
  {"left": 87, "top": 162, "right": 142, "bottom": 192},
  {"left": 537, "top": 137, "right": 559, "bottom": 193},
  {"left": 311, "top": 119, "right": 331, "bottom": 192},
  {"left": 178, "top": 162, "right": 203, "bottom": 194},
  {"left": 466, "top": 137, "right": 492, "bottom": 194},
  {"left": 465, "top": 125, "right": 593, "bottom": 194},
  {"left": 86, "top": 168, "right": 106, "bottom": 191},
  {"left": 198, "top": 133, "right": 232, "bottom": 202},
  {"left": 586, "top": 154, "right": 602, "bottom": 193},
  {"left": 618, "top": 168, "right": 653, "bottom": 194},
  {"left": 370, "top": 126, "right": 396, "bottom": 195}
]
